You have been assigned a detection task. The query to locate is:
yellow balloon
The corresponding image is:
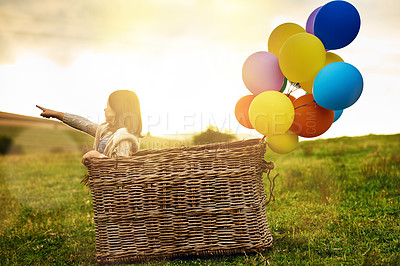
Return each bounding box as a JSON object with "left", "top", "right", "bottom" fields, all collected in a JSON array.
[
  {"left": 268, "top": 23, "right": 306, "bottom": 57},
  {"left": 249, "top": 91, "right": 294, "bottom": 136},
  {"left": 325, "top": 52, "right": 344, "bottom": 65},
  {"left": 299, "top": 78, "right": 314, "bottom": 94},
  {"left": 300, "top": 52, "right": 344, "bottom": 93},
  {"left": 279, "top": 33, "right": 326, "bottom": 83},
  {"left": 267, "top": 131, "right": 299, "bottom": 154}
]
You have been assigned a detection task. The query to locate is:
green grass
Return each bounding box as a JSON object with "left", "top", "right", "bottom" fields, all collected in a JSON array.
[
  {"left": 264, "top": 134, "right": 400, "bottom": 265},
  {"left": 0, "top": 125, "right": 193, "bottom": 155},
  {"left": 0, "top": 124, "right": 399, "bottom": 265},
  {"left": 0, "top": 152, "right": 95, "bottom": 264}
]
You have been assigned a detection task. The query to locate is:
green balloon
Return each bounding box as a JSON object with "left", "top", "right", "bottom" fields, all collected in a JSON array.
[{"left": 280, "top": 77, "right": 288, "bottom": 93}]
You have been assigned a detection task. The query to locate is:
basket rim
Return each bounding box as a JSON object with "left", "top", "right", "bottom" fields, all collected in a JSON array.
[{"left": 91, "top": 138, "right": 264, "bottom": 162}]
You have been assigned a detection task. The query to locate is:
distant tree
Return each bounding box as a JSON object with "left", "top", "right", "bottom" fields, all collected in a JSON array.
[
  {"left": 0, "top": 135, "right": 13, "bottom": 155},
  {"left": 192, "top": 126, "right": 237, "bottom": 145}
]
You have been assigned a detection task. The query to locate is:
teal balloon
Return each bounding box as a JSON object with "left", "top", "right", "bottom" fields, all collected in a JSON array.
[
  {"left": 333, "top": 109, "right": 343, "bottom": 123},
  {"left": 313, "top": 62, "right": 363, "bottom": 110}
]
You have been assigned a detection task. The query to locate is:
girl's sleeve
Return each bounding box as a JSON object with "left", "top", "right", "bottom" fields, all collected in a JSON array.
[{"left": 62, "top": 113, "right": 99, "bottom": 137}]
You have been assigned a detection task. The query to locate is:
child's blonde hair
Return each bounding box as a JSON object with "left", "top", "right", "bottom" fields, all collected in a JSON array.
[{"left": 107, "top": 90, "right": 142, "bottom": 138}]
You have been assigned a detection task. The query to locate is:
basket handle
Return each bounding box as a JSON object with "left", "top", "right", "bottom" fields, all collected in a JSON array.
[{"left": 262, "top": 160, "right": 279, "bottom": 205}]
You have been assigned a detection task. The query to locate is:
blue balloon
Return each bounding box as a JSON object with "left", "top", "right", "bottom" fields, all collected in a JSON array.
[
  {"left": 313, "top": 62, "right": 363, "bottom": 110},
  {"left": 314, "top": 1, "right": 361, "bottom": 50},
  {"left": 333, "top": 109, "right": 343, "bottom": 123}
]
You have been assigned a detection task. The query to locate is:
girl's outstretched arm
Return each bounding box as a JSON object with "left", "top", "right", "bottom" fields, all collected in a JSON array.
[
  {"left": 36, "top": 105, "right": 64, "bottom": 120},
  {"left": 36, "top": 105, "right": 98, "bottom": 137}
]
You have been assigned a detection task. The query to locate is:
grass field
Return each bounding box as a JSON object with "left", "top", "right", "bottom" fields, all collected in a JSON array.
[{"left": 0, "top": 122, "right": 399, "bottom": 265}]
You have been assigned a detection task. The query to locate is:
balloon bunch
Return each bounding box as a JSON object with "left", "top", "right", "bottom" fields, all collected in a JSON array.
[{"left": 235, "top": 0, "right": 362, "bottom": 154}]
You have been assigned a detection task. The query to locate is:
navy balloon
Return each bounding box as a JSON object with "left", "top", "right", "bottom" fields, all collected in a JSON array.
[
  {"left": 314, "top": 1, "right": 361, "bottom": 50},
  {"left": 333, "top": 109, "right": 343, "bottom": 123},
  {"left": 313, "top": 62, "right": 363, "bottom": 110}
]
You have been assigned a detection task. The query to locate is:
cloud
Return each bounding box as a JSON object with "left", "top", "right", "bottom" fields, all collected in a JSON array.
[
  {"left": 0, "top": 0, "right": 399, "bottom": 67},
  {"left": 0, "top": 0, "right": 278, "bottom": 65}
]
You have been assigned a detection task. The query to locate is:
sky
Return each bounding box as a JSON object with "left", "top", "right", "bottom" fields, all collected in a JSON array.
[{"left": 0, "top": 0, "right": 399, "bottom": 139}]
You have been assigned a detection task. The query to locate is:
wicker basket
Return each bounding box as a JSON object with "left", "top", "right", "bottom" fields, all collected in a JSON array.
[{"left": 86, "top": 138, "right": 274, "bottom": 264}]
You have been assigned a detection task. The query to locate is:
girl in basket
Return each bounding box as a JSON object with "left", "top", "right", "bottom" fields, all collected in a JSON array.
[{"left": 37, "top": 90, "right": 142, "bottom": 165}]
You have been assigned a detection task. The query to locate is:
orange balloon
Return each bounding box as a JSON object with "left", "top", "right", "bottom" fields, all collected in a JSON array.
[
  {"left": 285, "top": 93, "right": 296, "bottom": 103},
  {"left": 289, "top": 94, "right": 334, "bottom": 138},
  {"left": 235, "top": 95, "right": 255, "bottom": 129}
]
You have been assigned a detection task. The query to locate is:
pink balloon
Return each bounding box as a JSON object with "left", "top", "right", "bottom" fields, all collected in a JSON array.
[
  {"left": 242, "top": 51, "right": 284, "bottom": 95},
  {"left": 306, "top": 6, "right": 322, "bottom": 35}
]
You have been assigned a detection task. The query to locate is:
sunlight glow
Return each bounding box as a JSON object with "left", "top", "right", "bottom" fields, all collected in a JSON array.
[{"left": 0, "top": 0, "right": 399, "bottom": 139}]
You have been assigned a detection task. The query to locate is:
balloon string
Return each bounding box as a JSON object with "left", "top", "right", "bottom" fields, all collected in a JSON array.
[
  {"left": 294, "top": 100, "right": 316, "bottom": 110},
  {"left": 286, "top": 81, "right": 302, "bottom": 96},
  {"left": 287, "top": 86, "right": 293, "bottom": 95},
  {"left": 287, "top": 86, "right": 300, "bottom": 97},
  {"left": 290, "top": 87, "right": 300, "bottom": 95},
  {"left": 286, "top": 83, "right": 294, "bottom": 95}
]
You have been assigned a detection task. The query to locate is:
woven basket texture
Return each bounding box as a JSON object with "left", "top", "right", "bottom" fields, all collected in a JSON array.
[{"left": 86, "top": 138, "right": 274, "bottom": 264}]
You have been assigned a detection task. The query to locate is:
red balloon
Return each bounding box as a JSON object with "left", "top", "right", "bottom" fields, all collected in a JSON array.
[
  {"left": 289, "top": 94, "right": 334, "bottom": 138},
  {"left": 235, "top": 95, "right": 255, "bottom": 129},
  {"left": 285, "top": 93, "right": 296, "bottom": 103}
]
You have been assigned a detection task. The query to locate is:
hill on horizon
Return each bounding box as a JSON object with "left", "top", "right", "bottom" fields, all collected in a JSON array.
[
  {"left": 1, "top": 110, "right": 399, "bottom": 156},
  {"left": 0, "top": 111, "right": 194, "bottom": 154}
]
